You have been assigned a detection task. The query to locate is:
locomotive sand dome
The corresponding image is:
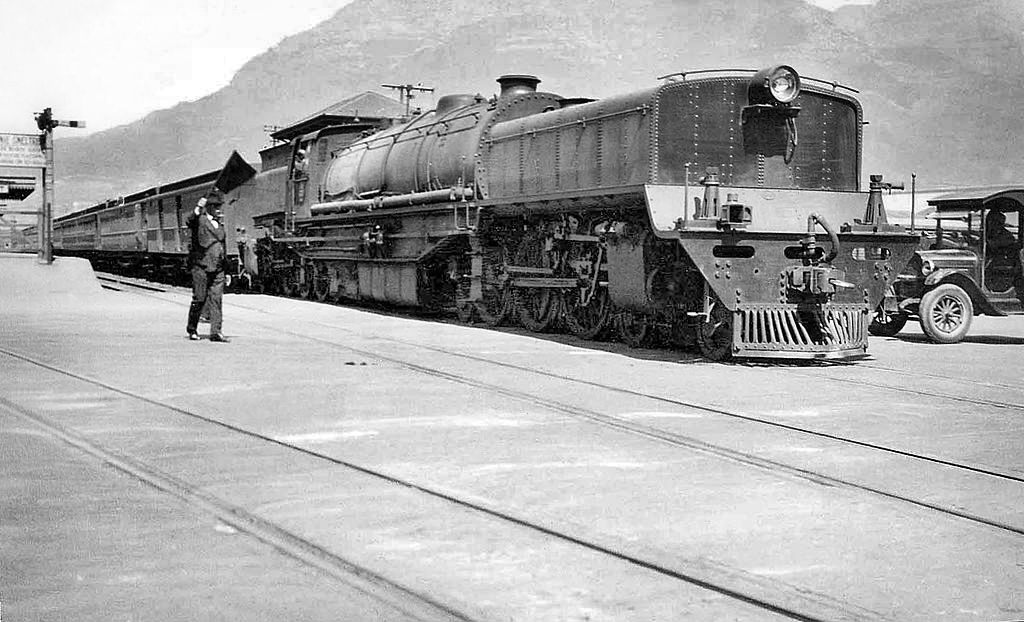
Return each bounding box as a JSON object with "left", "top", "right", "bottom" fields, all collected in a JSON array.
[{"left": 256, "top": 66, "right": 921, "bottom": 360}]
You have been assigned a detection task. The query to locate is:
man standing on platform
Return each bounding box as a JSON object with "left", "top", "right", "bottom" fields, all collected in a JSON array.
[{"left": 186, "top": 190, "right": 229, "bottom": 342}]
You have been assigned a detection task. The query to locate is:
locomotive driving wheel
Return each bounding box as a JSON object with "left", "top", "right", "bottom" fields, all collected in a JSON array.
[
  {"left": 513, "top": 233, "right": 560, "bottom": 332},
  {"left": 566, "top": 289, "right": 610, "bottom": 339},
  {"left": 475, "top": 243, "right": 513, "bottom": 326},
  {"left": 564, "top": 244, "right": 610, "bottom": 339},
  {"left": 696, "top": 297, "right": 734, "bottom": 361},
  {"left": 614, "top": 311, "right": 651, "bottom": 347}
]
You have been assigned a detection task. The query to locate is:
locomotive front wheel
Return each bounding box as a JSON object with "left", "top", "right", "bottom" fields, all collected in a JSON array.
[
  {"left": 868, "top": 305, "right": 908, "bottom": 337},
  {"left": 615, "top": 311, "right": 651, "bottom": 347},
  {"left": 697, "top": 305, "right": 734, "bottom": 361},
  {"left": 297, "top": 267, "right": 313, "bottom": 299},
  {"left": 281, "top": 276, "right": 298, "bottom": 297},
  {"left": 919, "top": 284, "right": 973, "bottom": 344},
  {"left": 281, "top": 266, "right": 304, "bottom": 297},
  {"left": 475, "top": 288, "right": 512, "bottom": 326},
  {"left": 476, "top": 243, "right": 513, "bottom": 326},
  {"left": 312, "top": 263, "right": 331, "bottom": 301}
]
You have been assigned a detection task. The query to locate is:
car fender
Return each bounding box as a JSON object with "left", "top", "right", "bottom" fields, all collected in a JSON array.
[
  {"left": 924, "top": 270, "right": 1000, "bottom": 315},
  {"left": 924, "top": 268, "right": 968, "bottom": 288}
]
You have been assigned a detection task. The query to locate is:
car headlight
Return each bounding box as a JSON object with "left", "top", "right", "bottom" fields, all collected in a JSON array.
[{"left": 921, "top": 259, "right": 934, "bottom": 276}]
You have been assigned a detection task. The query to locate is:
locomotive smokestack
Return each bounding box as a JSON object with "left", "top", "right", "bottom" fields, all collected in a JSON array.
[{"left": 497, "top": 74, "right": 541, "bottom": 99}]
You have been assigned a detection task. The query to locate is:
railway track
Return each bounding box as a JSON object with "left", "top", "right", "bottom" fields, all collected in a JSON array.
[
  {"left": 97, "top": 272, "right": 1024, "bottom": 406},
  {"left": 784, "top": 361, "right": 1024, "bottom": 410},
  {"left": 92, "top": 274, "right": 1024, "bottom": 538},
  {"left": 0, "top": 346, "right": 877, "bottom": 622},
  {"left": 0, "top": 391, "right": 477, "bottom": 622}
]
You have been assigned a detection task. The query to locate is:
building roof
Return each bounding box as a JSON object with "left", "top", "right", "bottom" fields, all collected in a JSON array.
[{"left": 271, "top": 91, "right": 406, "bottom": 141}]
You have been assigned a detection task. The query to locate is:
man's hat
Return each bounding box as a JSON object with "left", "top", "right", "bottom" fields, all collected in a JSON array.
[{"left": 205, "top": 189, "right": 225, "bottom": 206}]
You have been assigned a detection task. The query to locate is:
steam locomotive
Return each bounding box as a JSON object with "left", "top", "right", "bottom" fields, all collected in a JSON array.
[
  {"left": 53, "top": 65, "right": 920, "bottom": 361},
  {"left": 245, "top": 65, "right": 918, "bottom": 360}
]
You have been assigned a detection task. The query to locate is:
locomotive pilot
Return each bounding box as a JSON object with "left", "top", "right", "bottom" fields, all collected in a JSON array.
[{"left": 186, "top": 190, "right": 229, "bottom": 342}]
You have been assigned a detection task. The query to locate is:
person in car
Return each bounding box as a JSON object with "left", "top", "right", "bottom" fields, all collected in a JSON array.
[{"left": 985, "top": 210, "right": 1018, "bottom": 258}]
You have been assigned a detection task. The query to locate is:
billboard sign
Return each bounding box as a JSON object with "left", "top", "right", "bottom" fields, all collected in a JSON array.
[{"left": 0, "top": 133, "right": 45, "bottom": 168}]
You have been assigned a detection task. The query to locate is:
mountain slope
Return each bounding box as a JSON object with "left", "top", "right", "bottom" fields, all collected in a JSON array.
[{"left": 55, "top": 0, "right": 1024, "bottom": 214}]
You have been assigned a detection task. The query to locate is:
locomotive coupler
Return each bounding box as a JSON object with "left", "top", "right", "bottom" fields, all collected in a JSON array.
[{"left": 785, "top": 265, "right": 853, "bottom": 298}]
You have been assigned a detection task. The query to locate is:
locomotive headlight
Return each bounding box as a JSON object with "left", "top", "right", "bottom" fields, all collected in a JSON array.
[{"left": 748, "top": 65, "right": 801, "bottom": 105}]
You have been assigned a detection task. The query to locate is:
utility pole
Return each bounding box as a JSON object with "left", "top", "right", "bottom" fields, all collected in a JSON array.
[
  {"left": 381, "top": 83, "right": 434, "bottom": 117},
  {"left": 34, "top": 107, "right": 85, "bottom": 263},
  {"left": 910, "top": 172, "right": 917, "bottom": 233}
]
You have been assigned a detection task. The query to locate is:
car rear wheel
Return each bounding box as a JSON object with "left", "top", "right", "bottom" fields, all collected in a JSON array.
[
  {"left": 919, "top": 283, "right": 973, "bottom": 344},
  {"left": 868, "top": 305, "right": 908, "bottom": 337}
]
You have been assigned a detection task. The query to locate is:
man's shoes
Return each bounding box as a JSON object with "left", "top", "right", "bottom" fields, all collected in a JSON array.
[
  {"left": 188, "top": 331, "right": 200, "bottom": 341},
  {"left": 209, "top": 333, "right": 230, "bottom": 343}
]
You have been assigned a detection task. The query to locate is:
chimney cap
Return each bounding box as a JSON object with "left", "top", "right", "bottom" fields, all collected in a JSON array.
[{"left": 497, "top": 74, "right": 541, "bottom": 89}]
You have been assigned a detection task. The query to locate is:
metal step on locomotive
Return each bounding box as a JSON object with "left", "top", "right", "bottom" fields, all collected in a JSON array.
[{"left": 242, "top": 64, "right": 919, "bottom": 361}]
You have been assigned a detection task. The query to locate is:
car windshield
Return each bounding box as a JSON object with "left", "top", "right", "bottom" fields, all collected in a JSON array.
[
  {"left": 931, "top": 213, "right": 979, "bottom": 249},
  {"left": 929, "top": 208, "right": 1019, "bottom": 249}
]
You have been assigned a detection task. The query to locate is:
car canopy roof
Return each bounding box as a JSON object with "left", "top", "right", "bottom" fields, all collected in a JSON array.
[{"left": 927, "top": 187, "right": 1024, "bottom": 212}]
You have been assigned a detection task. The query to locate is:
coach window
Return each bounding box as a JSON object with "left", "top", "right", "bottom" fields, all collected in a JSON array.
[{"left": 175, "top": 195, "right": 184, "bottom": 251}]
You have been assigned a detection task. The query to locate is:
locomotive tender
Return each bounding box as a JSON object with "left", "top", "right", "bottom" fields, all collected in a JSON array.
[{"left": 54, "top": 65, "right": 920, "bottom": 361}]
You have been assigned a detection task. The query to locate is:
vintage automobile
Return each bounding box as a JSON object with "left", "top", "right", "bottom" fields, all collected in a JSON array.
[{"left": 871, "top": 187, "right": 1023, "bottom": 343}]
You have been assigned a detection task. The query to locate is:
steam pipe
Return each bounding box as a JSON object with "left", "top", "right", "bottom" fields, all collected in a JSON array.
[
  {"left": 310, "top": 187, "right": 474, "bottom": 216},
  {"left": 807, "top": 212, "right": 840, "bottom": 263}
]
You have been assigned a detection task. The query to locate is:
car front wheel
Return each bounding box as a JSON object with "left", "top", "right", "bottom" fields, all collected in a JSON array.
[{"left": 919, "top": 283, "right": 973, "bottom": 344}]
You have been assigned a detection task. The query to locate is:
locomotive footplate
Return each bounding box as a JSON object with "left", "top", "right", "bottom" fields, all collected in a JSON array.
[{"left": 733, "top": 302, "right": 868, "bottom": 360}]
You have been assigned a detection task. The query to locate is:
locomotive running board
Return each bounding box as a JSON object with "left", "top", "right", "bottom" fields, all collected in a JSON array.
[{"left": 733, "top": 302, "right": 869, "bottom": 360}]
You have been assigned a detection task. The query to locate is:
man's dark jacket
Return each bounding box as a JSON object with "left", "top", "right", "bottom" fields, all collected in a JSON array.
[{"left": 187, "top": 210, "right": 227, "bottom": 272}]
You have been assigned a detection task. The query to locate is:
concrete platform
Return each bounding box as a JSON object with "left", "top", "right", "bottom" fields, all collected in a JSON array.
[
  {"left": 0, "top": 252, "right": 101, "bottom": 299},
  {"left": 2, "top": 254, "right": 1023, "bottom": 621}
]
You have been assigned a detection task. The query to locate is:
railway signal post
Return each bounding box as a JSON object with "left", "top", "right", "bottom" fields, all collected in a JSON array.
[
  {"left": 34, "top": 107, "right": 85, "bottom": 263},
  {"left": 381, "top": 82, "right": 434, "bottom": 118}
]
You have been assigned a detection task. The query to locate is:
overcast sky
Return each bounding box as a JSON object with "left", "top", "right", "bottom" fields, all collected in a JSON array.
[{"left": 1, "top": 0, "right": 874, "bottom": 136}]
